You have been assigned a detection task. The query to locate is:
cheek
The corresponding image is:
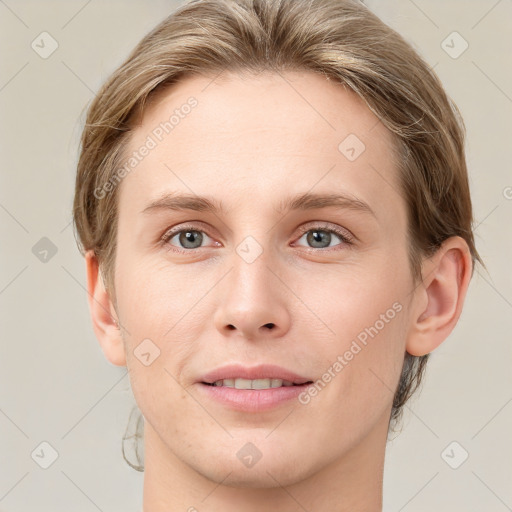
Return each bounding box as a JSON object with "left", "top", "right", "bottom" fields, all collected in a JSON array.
[
  {"left": 302, "top": 304, "right": 407, "bottom": 459},
  {"left": 115, "top": 257, "right": 228, "bottom": 415},
  {"left": 115, "top": 250, "right": 209, "bottom": 336},
  {"left": 312, "top": 258, "right": 410, "bottom": 411}
]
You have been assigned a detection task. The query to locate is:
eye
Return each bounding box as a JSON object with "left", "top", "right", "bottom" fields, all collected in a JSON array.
[
  {"left": 294, "top": 224, "right": 354, "bottom": 250},
  {"left": 160, "top": 222, "right": 354, "bottom": 254},
  {"left": 161, "top": 225, "right": 218, "bottom": 252}
]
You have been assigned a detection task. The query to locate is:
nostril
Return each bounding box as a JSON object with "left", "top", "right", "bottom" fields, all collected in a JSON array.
[{"left": 264, "top": 323, "right": 275, "bottom": 329}]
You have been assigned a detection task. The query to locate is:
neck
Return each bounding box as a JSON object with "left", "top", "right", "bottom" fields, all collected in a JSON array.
[{"left": 142, "top": 412, "right": 388, "bottom": 512}]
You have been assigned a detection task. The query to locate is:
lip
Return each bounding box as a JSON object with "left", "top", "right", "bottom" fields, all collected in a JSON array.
[
  {"left": 196, "top": 363, "right": 314, "bottom": 412},
  {"left": 198, "top": 363, "right": 312, "bottom": 385}
]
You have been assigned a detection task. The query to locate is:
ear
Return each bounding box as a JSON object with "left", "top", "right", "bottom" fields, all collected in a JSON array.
[
  {"left": 406, "top": 236, "right": 473, "bottom": 357},
  {"left": 85, "top": 250, "right": 126, "bottom": 367}
]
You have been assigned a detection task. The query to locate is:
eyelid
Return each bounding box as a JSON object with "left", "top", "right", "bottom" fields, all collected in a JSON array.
[
  {"left": 160, "top": 222, "right": 220, "bottom": 249},
  {"left": 161, "top": 221, "right": 211, "bottom": 241},
  {"left": 295, "top": 221, "right": 354, "bottom": 244}
]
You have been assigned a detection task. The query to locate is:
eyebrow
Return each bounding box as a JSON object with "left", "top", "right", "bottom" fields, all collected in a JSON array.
[{"left": 141, "top": 191, "right": 376, "bottom": 218}]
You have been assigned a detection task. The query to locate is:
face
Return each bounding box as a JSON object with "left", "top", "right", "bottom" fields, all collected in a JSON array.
[{"left": 113, "top": 70, "right": 415, "bottom": 487}]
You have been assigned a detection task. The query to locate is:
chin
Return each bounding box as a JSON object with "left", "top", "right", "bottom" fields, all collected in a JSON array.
[
  {"left": 190, "top": 436, "right": 316, "bottom": 489},
  {"left": 204, "top": 460, "right": 310, "bottom": 490}
]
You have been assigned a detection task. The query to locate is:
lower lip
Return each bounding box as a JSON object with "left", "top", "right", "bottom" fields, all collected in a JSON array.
[{"left": 197, "top": 382, "right": 313, "bottom": 412}]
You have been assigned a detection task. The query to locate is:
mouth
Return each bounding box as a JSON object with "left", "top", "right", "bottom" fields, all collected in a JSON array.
[
  {"left": 199, "top": 363, "right": 313, "bottom": 388},
  {"left": 202, "top": 378, "right": 313, "bottom": 389},
  {"left": 197, "top": 364, "right": 315, "bottom": 412}
]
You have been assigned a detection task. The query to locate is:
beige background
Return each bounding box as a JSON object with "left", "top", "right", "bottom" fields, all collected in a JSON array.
[{"left": 1, "top": 0, "right": 511, "bottom": 510}]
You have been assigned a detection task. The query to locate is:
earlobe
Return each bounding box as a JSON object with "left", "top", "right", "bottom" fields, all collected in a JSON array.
[
  {"left": 85, "top": 250, "right": 127, "bottom": 367},
  {"left": 406, "top": 237, "right": 473, "bottom": 357}
]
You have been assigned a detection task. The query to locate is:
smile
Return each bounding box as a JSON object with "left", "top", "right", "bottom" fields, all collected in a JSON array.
[{"left": 204, "top": 378, "right": 311, "bottom": 389}]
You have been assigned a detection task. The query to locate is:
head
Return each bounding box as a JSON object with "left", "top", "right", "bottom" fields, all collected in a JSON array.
[{"left": 73, "top": 0, "right": 482, "bottom": 478}]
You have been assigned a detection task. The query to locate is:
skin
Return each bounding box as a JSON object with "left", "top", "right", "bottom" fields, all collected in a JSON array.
[{"left": 85, "top": 70, "right": 472, "bottom": 511}]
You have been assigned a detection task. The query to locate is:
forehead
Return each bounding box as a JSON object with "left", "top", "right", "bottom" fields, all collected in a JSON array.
[
  {"left": 137, "top": 69, "right": 391, "bottom": 153},
  {"left": 118, "top": 70, "right": 404, "bottom": 224}
]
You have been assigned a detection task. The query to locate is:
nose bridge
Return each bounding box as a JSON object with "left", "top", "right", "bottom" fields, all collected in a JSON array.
[
  {"left": 213, "top": 232, "right": 291, "bottom": 339},
  {"left": 226, "top": 211, "right": 274, "bottom": 282},
  {"left": 229, "top": 233, "right": 275, "bottom": 307}
]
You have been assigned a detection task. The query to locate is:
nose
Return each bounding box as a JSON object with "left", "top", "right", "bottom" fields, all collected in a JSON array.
[{"left": 213, "top": 247, "right": 291, "bottom": 341}]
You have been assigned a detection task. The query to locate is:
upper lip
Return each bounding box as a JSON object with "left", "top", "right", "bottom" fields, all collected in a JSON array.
[{"left": 199, "top": 364, "right": 313, "bottom": 385}]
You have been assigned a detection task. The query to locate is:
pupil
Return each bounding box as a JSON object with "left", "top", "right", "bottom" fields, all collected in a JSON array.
[
  {"left": 307, "top": 230, "right": 330, "bottom": 248},
  {"left": 180, "top": 230, "right": 202, "bottom": 248}
]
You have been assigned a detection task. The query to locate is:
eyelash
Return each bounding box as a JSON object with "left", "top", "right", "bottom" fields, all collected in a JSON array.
[{"left": 159, "top": 222, "right": 354, "bottom": 254}]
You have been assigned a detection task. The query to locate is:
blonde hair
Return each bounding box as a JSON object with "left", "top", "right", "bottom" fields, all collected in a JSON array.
[{"left": 73, "top": 0, "right": 483, "bottom": 470}]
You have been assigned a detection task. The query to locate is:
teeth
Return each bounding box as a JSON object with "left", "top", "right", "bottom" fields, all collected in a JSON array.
[{"left": 211, "top": 378, "right": 297, "bottom": 389}]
